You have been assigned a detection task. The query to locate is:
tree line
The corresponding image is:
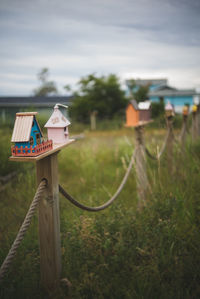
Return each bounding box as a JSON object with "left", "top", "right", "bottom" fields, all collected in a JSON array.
[{"left": 33, "top": 68, "right": 164, "bottom": 122}]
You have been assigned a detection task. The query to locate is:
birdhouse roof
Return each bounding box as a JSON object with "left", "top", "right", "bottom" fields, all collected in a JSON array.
[
  {"left": 165, "top": 102, "right": 174, "bottom": 111},
  {"left": 44, "top": 107, "right": 71, "bottom": 128},
  {"left": 138, "top": 101, "right": 151, "bottom": 110},
  {"left": 129, "top": 99, "right": 139, "bottom": 110},
  {"left": 11, "top": 112, "right": 42, "bottom": 142}
]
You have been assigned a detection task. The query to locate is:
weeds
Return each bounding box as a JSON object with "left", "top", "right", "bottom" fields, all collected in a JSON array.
[{"left": 0, "top": 128, "right": 200, "bottom": 298}]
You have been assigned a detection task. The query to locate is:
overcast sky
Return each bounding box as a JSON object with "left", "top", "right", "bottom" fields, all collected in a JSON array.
[{"left": 0, "top": 0, "right": 200, "bottom": 95}]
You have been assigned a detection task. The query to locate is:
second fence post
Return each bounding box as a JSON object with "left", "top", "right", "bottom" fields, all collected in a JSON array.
[
  {"left": 165, "top": 102, "right": 175, "bottom": 172},
  {"left": 166, "top": 115, "right": 174, "bottom": 172},
  {"left": 180, "top": 105, "right": 189, "bottom": 149},
  {"left": 192, "top": 105, "right": 198, "bottom": 141},
  {"left": 135, "top": 125, "right": 149, "bottom": 207}
]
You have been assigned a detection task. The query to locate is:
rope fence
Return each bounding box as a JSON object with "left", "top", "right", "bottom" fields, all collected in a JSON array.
[
  {"left": 1, "top": 110, "right": 200, "bottom": 289},
  {"left": 59, "top": 149, "right": 136, "bottom": 212},
  {"left": 0, "top": 179, "right": 47, "bottom": 282},
  {"left": 144, "top": 117, "right": 191, "bottom": 161}
]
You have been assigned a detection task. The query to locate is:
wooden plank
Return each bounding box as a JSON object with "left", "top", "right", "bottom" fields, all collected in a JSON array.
[
  {"left": 192, "top": 113, "right": 198, "bottom": 141},
  {"left": 125, "top": 120, "right": 153, "bottom": 128},
  {"left": 180, "top": 115, "right": 188, "bottom": 149},
  {"left": 9, "top": 139, "right": 75, "bottom": 162},
  {"left": 134, "top": 126, "right": 149, "bottom": 208},
  {"left": 166, "top": 117, "right": 174, "bottom": 173},
  {"left": 36, "top": 152, "right": 61, "bottom": 290}
]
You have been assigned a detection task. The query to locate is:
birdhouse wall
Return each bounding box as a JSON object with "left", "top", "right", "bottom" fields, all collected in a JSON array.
[
  {"left": 47, "top": 127, "right": 69, "bottom": 144},
  {"left": 139, "top": 109, "right": 151, "bottom": 122},
  {"left": 125, "top": 104, "right": 139, "bottom": 127},
  {"left": 15, "top": 141, "right": 30, "bottom": 148},
  {"left": 14, "top": 118, "right": 42, "bottom": 148}
]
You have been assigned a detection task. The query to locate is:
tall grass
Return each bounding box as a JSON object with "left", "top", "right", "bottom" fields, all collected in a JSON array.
[
  {"left": 0, "top": 128, "right": 200, "bottom": 298},
  {"left": 0, "top": 129, "right": 30, "bottom": 176}
]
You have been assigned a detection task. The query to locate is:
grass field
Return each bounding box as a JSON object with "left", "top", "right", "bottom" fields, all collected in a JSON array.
[{"left": 0, "top": 124, "right": 200, "bottom": 299}]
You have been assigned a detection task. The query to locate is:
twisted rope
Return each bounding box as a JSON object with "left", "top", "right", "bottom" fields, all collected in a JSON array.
[
  {"left": 145, "top": 147, "right": 158, "bottom": 160},
  {"left": 144, "top": 129, "right": 171, "bottom": 161},
  {"left": 0, "top": 179, "right": 47, "bottom": 281},
  {"left": 157, "top": 128, "right": 170, "bottom": 159},
  {"left": 59, "top": 150, "right": 136, "bottom": 212}
]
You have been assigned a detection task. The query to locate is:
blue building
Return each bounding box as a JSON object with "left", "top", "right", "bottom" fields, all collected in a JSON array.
[{"left": 126, "top": 79, "right": 199, "bottom": 113}]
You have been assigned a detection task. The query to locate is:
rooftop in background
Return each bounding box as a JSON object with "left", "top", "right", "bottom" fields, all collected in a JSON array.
[
  {"left": 131, "top": 78, "right": 168, "bottom": 87},
  {"left": 0, "top": 96, "right": 73, "bottom": 107},
  {"left": 148, "top": 88, "right": 197, "bottom": 97},
  {"left": 125, "top": 78, "right": 200, "bottom": 113},
  {"left": 126, "top": 78, "right": 169, "bottom": 93}
]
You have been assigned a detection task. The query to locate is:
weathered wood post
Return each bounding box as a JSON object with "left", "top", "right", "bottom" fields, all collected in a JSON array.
[
  {"left": 197, "top": 104, "right": 200, "bottom": 137},
  {"left": 165, "top": 102, "right": 174, "bottom": 172},
  {"left": 36, "top": 152, "right": 61, "bottom": 289},
  {"left": 90, "top": 111, "right": 98, "bottom": 131},
  {"left": 166, "top": 116, "right": 174, "bottom": 169},
  {"left": 124, "top": 99, "right": 152, "bottom": 207},
  {"left": 192, "top": 104, "right": 198, "bottom": 141},
  {"left": 193, "top": 96, "right": 200, "bottom": 137},
  {"left": 134, "top": 125, "right": 149, "bottom": 208},
  {"left": 180, "top": 105, "right": 189, "bottom": 149},
  {"left": 10, "top": 143, "right": 74, "bottom": 290}
]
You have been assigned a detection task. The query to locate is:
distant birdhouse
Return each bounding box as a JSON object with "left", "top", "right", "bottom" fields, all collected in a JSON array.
[
  {"left": 138, "top": 101, "right": 152, "bottom": 122},
  {"left": 44, "top": 103, "right": 71, "bottom": 144},
  {"left": 125, "top": 100, "right": 151, "bottom": 127},
  {"left": 192, "top": 104, "right": 198, "bottom": 113},
  {"left": 165, "top": 101, "right": 174, "bottom": 118},
  {"left": 11, "top": 112, "right": 52, "bottom": 157},
  {"left": 182, "top": 105, "right": 189, "bottom": 116}
]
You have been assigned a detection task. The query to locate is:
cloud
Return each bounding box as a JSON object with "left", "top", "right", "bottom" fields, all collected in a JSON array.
[{"left": 0, "top": 0, "right": 200, "bottom": 95}]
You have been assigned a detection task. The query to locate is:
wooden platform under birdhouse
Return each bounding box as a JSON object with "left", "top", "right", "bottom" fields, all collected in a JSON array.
[
  {"left": 125, "top": 120, "right": 153, "bottom": 128},
  {"left": 9, "top": 139, "right": 75, "bottom": 162}
]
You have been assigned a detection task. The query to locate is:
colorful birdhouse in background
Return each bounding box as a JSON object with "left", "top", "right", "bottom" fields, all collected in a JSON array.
[
  {"left": 11, "top": 112, "right": 52, "bottom": 157},
  {"left": 125, "top": 99, "right": 151, "bottom": 127},
  {"left": 44, "top": 103, "right": 71, "bottom": 144},
  {"left": 182, "top": 104, "right": 189, "bottom": 116},
  {"left": 165, "top": 101, "right": 174, "bottom": 118},
  {"left": 192, "top": 104, "right": 198, "bottom": 114},
  {"left": 138, "top": 101, "right": 152, "bottom": 122}
]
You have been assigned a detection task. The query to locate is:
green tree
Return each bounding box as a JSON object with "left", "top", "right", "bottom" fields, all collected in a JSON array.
[
  {"left": 69, "top": 74, "right": 127, "bottom": 122},
  {"left": 134, "top": 85, "right": 149, "bottom": 102},
  {"left": 128, "top": 79, "right": 149, "bottom": 102},
  {"left": 33, "top": 67, "right": 58, "bottom": 96}
]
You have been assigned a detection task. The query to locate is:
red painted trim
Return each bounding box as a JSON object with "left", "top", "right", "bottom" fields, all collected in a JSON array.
[{"left": 11, "top": 140, "right": 53, "bottom": 157}]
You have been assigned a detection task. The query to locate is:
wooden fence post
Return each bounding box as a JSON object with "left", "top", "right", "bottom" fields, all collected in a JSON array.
[
  {"left": 192, "top": 110, "right": 198, "bottom": 141},
  {"left": 134, "top": 125, "right": 149, "bottom": 208},
  {"left": 36, "top": 152, "right": 61, "bottom": 290},
  {"left": 166, "top": 116, "right": 174, "bottom": 172},
  {"left": 180, "top": 114, "right": 188, "bottom": 149},
  {"left": 90, "top": 111, "right": 98, "bottom": 130},
  {"left": 197, "top": 104, "right": 200, "bottom": 137}
]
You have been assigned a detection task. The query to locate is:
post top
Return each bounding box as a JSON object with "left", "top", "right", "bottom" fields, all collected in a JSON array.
[{"left": 125, "top": 120, "right": 153, "bottom": 128}]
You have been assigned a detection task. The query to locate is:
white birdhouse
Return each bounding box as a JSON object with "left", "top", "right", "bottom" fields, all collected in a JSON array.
[{"left": 44, "top": 103, "right": 71, "bottom": 144}]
